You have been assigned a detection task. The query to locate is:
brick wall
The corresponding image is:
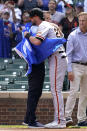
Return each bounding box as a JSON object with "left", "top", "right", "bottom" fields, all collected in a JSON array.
[{"left": 0, "top": 92, "right": 78, "bottom": 125}]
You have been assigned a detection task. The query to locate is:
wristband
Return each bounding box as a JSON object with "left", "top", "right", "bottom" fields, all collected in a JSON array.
[{"left": 25, "top": 33, "right": 31, "bottom": 39}]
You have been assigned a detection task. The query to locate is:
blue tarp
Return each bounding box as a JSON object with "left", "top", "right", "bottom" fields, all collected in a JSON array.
[{"left": 14, "top": 37, "right": 66, "bottom": 75}]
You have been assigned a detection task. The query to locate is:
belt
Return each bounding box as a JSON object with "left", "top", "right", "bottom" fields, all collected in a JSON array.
[
  {"left": 59, "top": 51, "right": 64, "bottom": 53},
  {"left": 58, "top": 51, "right": 66, "bottom": 58},
  {"left": 61, "top": 56, "right": 66, "bottom": 58},
  {"left": 72, "top": 62, "right": 87, "bottom": 66}
]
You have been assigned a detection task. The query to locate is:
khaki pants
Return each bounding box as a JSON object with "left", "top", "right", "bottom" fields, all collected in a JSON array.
[{"left": 65, "top": 63, "right": 87, "bottom": 122}]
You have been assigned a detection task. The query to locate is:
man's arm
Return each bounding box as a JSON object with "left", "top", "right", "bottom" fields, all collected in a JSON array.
[
  {"left": 29, "top": 36, "right": 42, "bottom": 45},
  {"left": 66, "top": 34, "right": 74, "bottom": 81},
  {"left": 24, "top": 21, "right": 51, "bottom": 45},
  {"left": 56, "top": 0, "right": 73, "bottom": 8},
  {"left": 24, "top": 23, "right": 50, "bottom": 45},
  {"left": 17, "top": 0, "right": 24, "bottom": 7},
  {"left": 24, "top": 31, "right": 42, "bottom": 45}
]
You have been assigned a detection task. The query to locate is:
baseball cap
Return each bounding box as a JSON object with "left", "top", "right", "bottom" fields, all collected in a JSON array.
[
  {"left": 64, "top": 1, "right": 74, "bottom": 8},
  {"left": 64, "top": 4, "right": 74, "bottom": 8},
  {"left": 75, "top": 2, "right": 84, "bottom": 8}
]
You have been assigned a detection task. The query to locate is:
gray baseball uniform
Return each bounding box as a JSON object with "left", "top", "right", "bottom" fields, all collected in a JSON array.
[{"left": 36, "top": 21, "right": 67, "bottom": 124}]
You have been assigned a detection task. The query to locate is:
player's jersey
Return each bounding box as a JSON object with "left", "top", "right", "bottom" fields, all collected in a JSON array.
[
  {"left": 36, "top": 21, "right": 65, "bottom": 52},
  {"left": 36, "top": 21, "right": 57, "bottom": 40}
]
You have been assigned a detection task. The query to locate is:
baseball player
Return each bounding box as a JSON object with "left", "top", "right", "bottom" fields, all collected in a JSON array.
[
  {"left": 24, "top": 8, "right": 67, "bottom": 128},
  {"left": 43, "top": 11, "right": 67, "bottom": 129}
]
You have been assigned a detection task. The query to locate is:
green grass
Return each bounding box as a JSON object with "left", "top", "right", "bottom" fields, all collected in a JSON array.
[
  {"left": 0, "top": 125, "right": 87, "bottom": 129},
  {"left": 0, "top": 125, "right": 28, "bottom": 128},
  {"left": 69, "top": 126, "right": 87, "bottom": 128}
]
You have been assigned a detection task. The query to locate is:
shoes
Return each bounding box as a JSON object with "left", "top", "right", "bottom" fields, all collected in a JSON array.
[
  {"left": 45, "top": 121, "right": 66, "bottom": 128},
  {"left": 28, "top": 121, "right": 44, "bottom": 128},
  {"left": 66, "top": 117, "right": 73, "bottom": 127},
  {"left": 22, "top": 122, "right": 28, "bottom": 126},
  {"left": 78, "top": 120, "right": 87, "bottom": 126}
]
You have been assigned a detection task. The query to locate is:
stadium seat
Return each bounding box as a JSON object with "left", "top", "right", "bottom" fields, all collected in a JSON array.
[
  {"left": 7, "top": 84, "right": 28, "bottom": 91},
  {"left": 43, "top": 82, "right": 50, "bottom": 91},
  {"left": 0, "top": 58, "right": 51, "bottom": 91}
]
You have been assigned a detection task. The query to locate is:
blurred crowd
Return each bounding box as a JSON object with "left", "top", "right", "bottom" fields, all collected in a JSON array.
[{"left": 0, "top": 0, "right": 85, "bottom": 58}]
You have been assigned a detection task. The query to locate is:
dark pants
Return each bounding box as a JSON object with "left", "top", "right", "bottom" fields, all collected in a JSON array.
[{"left": 24, "top": 62, "right": 45, "bottom": 124}]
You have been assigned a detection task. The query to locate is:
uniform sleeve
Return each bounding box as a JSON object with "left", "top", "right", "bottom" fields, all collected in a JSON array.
[{"left": 36, "top": 23, "right": 50, "bottom": 41}]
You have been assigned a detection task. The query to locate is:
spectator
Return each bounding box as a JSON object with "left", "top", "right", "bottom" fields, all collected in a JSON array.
[
  {"left": 75, "top": 2, "right": 84, "bottom": 16},
  {"left": 13, "top": 11, "right": 32, "bottom": 46},
  {"left": 59, "top": 2, "right": 79, "bottom": 49},
  {"left": 65, "top": 12, "right": 87, "bottom": 127},
  {"left": 17, "top": 0, "right": 43, "bottom": 12},
  {"left": 0, "top": 10, "right": 15, "bottom": 58},
  {"left": 3, "top": 1, "right": 17, "bottom": 23},
  {"left": 43, "top": 11, "right": 51, "bottom": 22},
  {"left": 40, "top": 0, "right": 49, "bottom": 11},
  {"left": 56, "top": 0, "right": 65, "bottom": 13},
  {"left": 56, "top": 0, "right": 73, "bottom": 13},
  {"left": 17, "top": 11, "right": 32, "bottom": 30},
  {"left": 43, "top": 11, "right": 64, "bottom": 37},
  {"left": 0, "top": 0, "right": 5, "bottom": 18},
  {"left": 48, "top": 0, "right": 65, "bottom": 25},
  {"left": 0, "top": 0, "right": 4, "bottom": 10},
  {"left": 59, "top": 2, "right": 79, "bottom": 91},
  {"left": 1, "top": 0, "right": 22, "bottom": 24},
  {"left": 14, "top": 3, "right": 22, "bottom": 26}
]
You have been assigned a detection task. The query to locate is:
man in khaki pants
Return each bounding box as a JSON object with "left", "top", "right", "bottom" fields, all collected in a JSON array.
[{"left": 65, "top": 12, "right": 87, "bottom": 127}]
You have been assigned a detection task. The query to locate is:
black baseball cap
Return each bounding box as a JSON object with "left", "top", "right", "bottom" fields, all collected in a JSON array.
[{"left": 29, "top": 8, "right": 44, "bottom": 20}]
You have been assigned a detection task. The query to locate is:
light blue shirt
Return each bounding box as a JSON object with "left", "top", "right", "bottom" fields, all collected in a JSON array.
[{"left": 66, "top": 27, "right": 87, "bottom": 72}]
